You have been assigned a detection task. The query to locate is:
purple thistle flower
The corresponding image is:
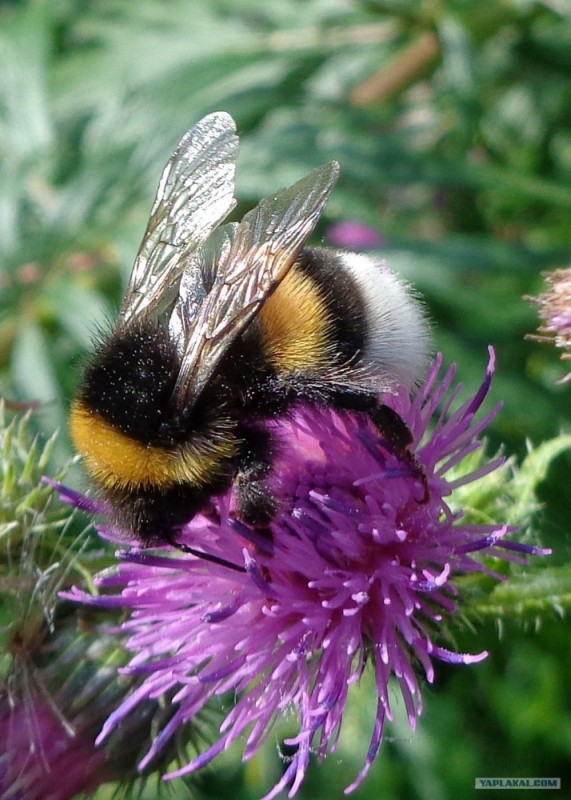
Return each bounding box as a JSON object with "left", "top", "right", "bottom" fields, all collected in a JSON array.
[
  {"left": 62, "top": 349, "right": 544, "bottom": 798},
  {"left": 527, "top": 267, "right": 571, "bottom": 382},
  {"left": 1, "top": 691, "right": 112, "bottom": 800}
]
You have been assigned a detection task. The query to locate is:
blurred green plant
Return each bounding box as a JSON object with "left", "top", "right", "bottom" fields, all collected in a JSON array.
[{"left": 0, "top": 1, "right": 569, "bottom": 799}]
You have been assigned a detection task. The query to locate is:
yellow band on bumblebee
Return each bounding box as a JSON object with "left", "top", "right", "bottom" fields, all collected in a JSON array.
[{"left": 70, "top": 399, "right": 236, "bottom": 491}]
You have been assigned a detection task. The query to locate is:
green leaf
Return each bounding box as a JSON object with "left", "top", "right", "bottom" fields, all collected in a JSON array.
[
  {"left": 474, "top": 563, "right": 571, "bottom": 621},
  {"left": 508, "top": 434, "right": 571, "bottom": 527}
]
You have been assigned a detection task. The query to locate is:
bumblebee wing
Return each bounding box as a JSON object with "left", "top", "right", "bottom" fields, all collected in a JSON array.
[
  {"left": 119, "top": 112, "right": 238, "bottom": 326},
  {"left": 172, "top": 161, "right": 340, "bottom": 411}
]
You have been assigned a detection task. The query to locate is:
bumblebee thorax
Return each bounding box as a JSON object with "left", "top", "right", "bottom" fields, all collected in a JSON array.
[{"left": 79, "top": 322, "right": 181, "bottom": 446}]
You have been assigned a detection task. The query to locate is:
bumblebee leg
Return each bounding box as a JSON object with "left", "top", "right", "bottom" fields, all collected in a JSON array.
[
  {"left": 369, "top": 403, "right": 429, "bottom": 503},
  {"left": 234, "top": 472, "right": 277, "bottom": 528},
  {"left": 173, "top": 539, "right": 247, "bottom": 573},
  {"left": 326, "top": 391, "right": 429, "bottom": 502},
  {"left": 369, "top": 403, "right": 413, "bottom": 448},
  {"left": 234, "top": 426, "right": 278, "bottom": 528}
]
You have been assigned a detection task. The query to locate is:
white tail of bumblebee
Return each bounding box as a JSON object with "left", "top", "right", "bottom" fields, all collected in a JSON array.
[{"left": 340, "top": 252, "right": 431, "bottom": 392}]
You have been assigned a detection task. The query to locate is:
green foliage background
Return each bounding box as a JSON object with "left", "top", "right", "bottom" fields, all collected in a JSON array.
[{"left": 0, "top": 1, "right": 570, "bottom": 798}]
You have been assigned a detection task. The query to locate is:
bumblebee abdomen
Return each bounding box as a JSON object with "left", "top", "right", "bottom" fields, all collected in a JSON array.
[
  {"left": 337, "top": 252, "right": 430, "bottom": 390},
  {"left": 258, "top": 248, "right": 368, "bottom": 376},
  {"left": 258, "top": 266, "right": 331, "bottom": 373},
  {"left": 258, "top": 247, "right": 430, "bottom": 394}
]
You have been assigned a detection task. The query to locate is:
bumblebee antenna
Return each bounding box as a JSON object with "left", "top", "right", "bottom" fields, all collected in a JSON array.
[{"left": 172, "top": 539, "right": 246, "bottom": 573}]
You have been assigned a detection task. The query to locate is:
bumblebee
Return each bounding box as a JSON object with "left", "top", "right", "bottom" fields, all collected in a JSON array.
[{"left": 70, "top": 112, "right": 430, "bottom": 545}]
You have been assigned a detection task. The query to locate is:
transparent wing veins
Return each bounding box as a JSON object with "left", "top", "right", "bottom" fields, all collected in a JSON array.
[
  {"left": 172, "top": 160, "right": 340, "bottom": 410},
  {"left": 119, "top": 112, "right": 238, "bottom": 326}
]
